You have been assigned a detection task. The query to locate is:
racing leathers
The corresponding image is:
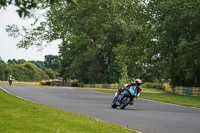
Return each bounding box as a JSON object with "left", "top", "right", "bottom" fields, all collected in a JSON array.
[{"left": 115, "top": 82, "right": 142, "bottom": 104}]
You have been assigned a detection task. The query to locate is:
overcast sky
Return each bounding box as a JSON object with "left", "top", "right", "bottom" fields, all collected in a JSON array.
[{"left": 0, "top": 5, "right": 59, "bottom": 62}]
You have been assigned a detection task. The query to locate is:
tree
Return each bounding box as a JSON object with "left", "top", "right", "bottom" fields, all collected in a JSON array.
[
  {"left": 51, "top": 0, "right": 142, "bottom": 83},
  {"left": 44, "top": 55, "right": 60, "bottom": 71},
  {"left": 0, "top": 59, "right": 12, "bottom": 81},
  {"left": 5, "top": 0, "right": 143, "bottom": 84},
  {"left": 7, "top": 59, "right": 26, "bottom": 65},
  {"left": 138, "top": 0, "right": 200, "bottom": 86},
  {"left": 7, "top": 59, "right": 18, "bottom": 65},
  {"left": 0, "top": 0, "right": 77, "bottom": 17}
]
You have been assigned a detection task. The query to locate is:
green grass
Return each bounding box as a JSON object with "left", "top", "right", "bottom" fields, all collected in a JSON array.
[
  {"left": 0, "top": 89, "right": 135, "bottom": 133},
  {"left": 140, "top": 88, "right": 200, "bottom": 108},
  {"left": 0, "top": 81, "right": 40, "bottom": 86},
  {"left": 68, "top": 87, "right": 200, "bottom": 108}
]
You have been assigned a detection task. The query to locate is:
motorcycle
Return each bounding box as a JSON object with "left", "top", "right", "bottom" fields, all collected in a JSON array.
[
  {"left": 111, "top": 86, "right": 138, "bottom": 109},
  {"left": 9, "top": 79, "right": 12, "bottom": 86}
]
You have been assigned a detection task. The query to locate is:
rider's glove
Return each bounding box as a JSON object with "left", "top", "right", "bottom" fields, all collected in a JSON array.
[{"left": 124, "top": 84, "right": 128, "bottom": 88}]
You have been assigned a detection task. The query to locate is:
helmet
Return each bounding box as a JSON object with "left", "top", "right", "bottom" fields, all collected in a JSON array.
[{"left": 135, "top": 79, "right": 142, "bottom": 86}]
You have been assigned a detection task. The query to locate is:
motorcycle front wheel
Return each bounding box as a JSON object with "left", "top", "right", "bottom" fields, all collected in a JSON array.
[
  {"left": 111, "top": 98, "right": 118, "bottom": 108},
  {"left": 119, "top": 96, "right": 131, "bottom": 109}
]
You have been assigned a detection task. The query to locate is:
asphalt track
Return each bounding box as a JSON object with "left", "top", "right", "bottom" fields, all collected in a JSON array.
[{"left": 1, "top": 85, "right": 200, "bottom": 133}]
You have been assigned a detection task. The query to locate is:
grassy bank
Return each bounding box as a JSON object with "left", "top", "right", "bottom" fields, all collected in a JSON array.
[
  {"left": 69, "top": 87, "right": 200, "bottom": 108},
  {"left": 0, "top": 89, "right": 135, "bottom": 133}
]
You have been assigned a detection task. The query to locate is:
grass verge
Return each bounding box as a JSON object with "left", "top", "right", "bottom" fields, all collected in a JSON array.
[
  {"left": 140, "top": 88, "right": 200, "bottom": 108},
  {"left": 0, "top": 89, "right": 135, "bottom": 133},
  {"left": 0, "top": 81, "right": 40, "bottom": 86}
]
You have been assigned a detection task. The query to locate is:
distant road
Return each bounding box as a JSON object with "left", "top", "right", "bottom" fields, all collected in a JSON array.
[{"left": 1, "top": 85, "right": 200, "bottom": 133}]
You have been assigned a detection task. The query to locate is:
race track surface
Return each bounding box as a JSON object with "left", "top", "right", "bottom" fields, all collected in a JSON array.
[{"left": 1, "top": 85, "right": 200, "bottom": 133}]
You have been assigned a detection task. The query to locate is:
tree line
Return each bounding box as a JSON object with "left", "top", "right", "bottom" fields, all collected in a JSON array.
[
  {"left": 0, "top": 55, "right": 59, "bottom": 82},
  {"left": 4, "top": 0, "right": 200, "bottom": 86}
]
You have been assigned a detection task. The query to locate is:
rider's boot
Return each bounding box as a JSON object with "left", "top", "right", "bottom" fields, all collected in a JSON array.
[{"left": 130, "top": 100, "right": 134, "bottom": 105}]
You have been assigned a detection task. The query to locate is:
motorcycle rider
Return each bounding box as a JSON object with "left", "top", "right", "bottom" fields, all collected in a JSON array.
[{"left": 115, "top": 79, "right": 142, "bottom": 105}]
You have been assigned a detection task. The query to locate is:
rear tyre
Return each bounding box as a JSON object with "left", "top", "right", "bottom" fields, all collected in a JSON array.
[{"left": 9, "top": 80, "right": 12, "bottom": 86}]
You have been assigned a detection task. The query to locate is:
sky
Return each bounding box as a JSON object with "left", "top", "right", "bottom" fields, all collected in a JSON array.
[{"left": 0, "top": 5, "right": 59, "bottom": 62}]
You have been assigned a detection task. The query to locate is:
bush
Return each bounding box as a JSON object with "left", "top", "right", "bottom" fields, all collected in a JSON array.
[
  {"left": 40, "top": 70, "right": 49, "bottom": 80},
  {"left": 142, "top": 82, "right": 163, "bottom": 89},
  {"left": 13, "top": 63, "right": 49, "bottom": 82},
  {"left": 0, "top": 60, "right": 12, "bottom": 81},
  {"left": 163, "top": 83, "right": 172, "bottom": 93},
  {"left": 39, "top": 81, "right": 45, "bottom": 85},
  {"left": 45, "top": 69, "right": 56, "bottom": 79}
]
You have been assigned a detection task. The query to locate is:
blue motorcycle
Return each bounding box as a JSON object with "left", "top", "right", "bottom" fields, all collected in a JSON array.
[{"left": 111, "top": 86, "right": 138, "bottom": 109}]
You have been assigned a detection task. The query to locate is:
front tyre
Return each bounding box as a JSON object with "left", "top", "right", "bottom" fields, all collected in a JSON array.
[
  {"left": 111, "top": 98, "right": 118, "bottom": 108},
  {"left": 120, "top": 96, "right": 131, "bottom": 109}
]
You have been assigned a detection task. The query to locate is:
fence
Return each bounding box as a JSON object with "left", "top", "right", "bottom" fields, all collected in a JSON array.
[
  {"left": 42, "top": 81, "right": 78, "bottom": 87},
  {"left": 41, "top": 81, "right": 200, "bottom": 97},
  {"left": 172, "top": 86, "right": 200, "bottom": 96},
  {"left": 83, "top": 84, "right": 123, "bottom": 89}
]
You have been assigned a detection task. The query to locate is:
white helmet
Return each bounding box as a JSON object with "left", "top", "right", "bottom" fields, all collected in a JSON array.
[{"left": 135, "top": 79, "right": 142, "bottom": 86}]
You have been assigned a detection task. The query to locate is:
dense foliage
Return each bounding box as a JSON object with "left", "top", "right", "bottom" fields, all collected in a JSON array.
[
  {"left": 8, "top": 59, "right": 45, "bottom": 70},
  {"left": 0, "top": 59, "right": 12, "bottom": 81},
  {"left": 0, "top": 57, "right": 58, "bottom": 82},
  {"left": 0, "top": 0, "right": 76, "bottom": 17},
  {"left": 44, "top": 55, "right": 60, "bottom": 71},
  {"left": 45, "top": 68, "right": 56, "bottom": 79},
  {"left": 46, "top": 0, "right": 144, "bottom": 84},
  {"left": 7, "top": 55, "right": 59, "bottom": 71},
  {"left": 137, "top": 0, "right": 200, "bottom": 86},
  {"left": 12, "top": 63, "right": 47, "bottom": 81},
  {"left": 5, "top": 0, "right": 200, "bottom": 86}
]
